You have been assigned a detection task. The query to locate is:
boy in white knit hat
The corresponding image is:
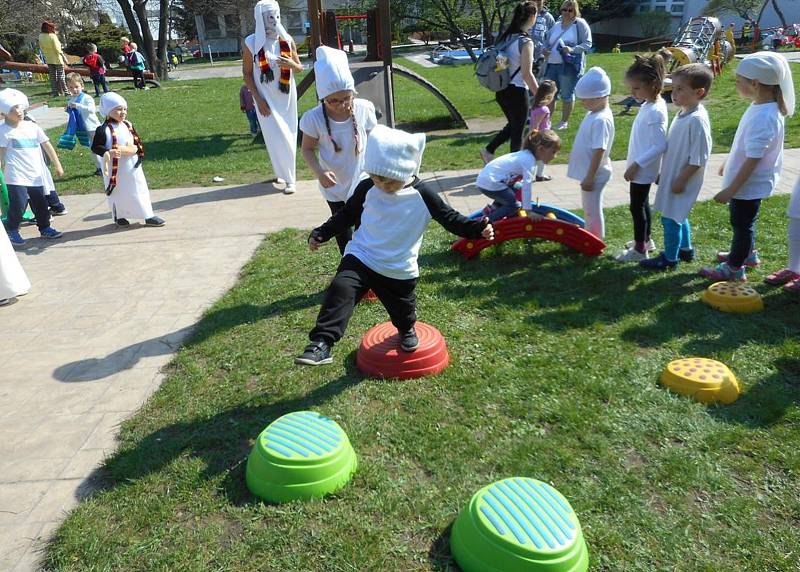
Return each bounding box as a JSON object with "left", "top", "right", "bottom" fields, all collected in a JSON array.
[
  {"left": 296, "top": 125, "right": 494, "bottom": 366},
  {"left": 566, "top": 66, "right": 615, "bottom": 239},
  {"left": 300, "top": 46, "right": 378, "bottom": 254}
]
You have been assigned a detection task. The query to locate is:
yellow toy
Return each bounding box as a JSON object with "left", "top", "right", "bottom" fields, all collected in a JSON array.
[
  {"left": 660, "top": 357, "right": 740, "bottom": 404},
  {"left": 701, "top": 281, "right": 763, "bottom": 313},
  {"left": 545, "top": 211, "right": 557, "bottom": 219}
]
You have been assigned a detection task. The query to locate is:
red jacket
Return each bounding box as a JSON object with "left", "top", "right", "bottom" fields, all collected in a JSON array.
[{"left": 83, "top": 52, "right": 106, "bottom": 75}]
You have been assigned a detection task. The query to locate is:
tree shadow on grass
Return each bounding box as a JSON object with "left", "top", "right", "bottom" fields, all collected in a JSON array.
[
  {"left": 144, "top": 134, "right": 240, "bottom": 162},
  {"left": 709, "top": 358, "right": 800, "bottom": 428},
  {"left": 53, "top": 294, "right": 321, "bottom": 382}
]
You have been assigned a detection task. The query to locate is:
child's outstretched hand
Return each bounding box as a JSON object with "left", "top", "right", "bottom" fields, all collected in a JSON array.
[
  {"left": 308, "top": 233, "right": 324, "bottom": 251},
  {"left": 319, "top": 171, "right": 337, "bottom": 188},
  {"left": 55, "top": 165, "right": 64, "bottom": 178},
  {"left": 623, "top": 163, "right": 639, "bottom": 182},
  {"left": 481, "top": 217, "right": 495, "bottom": 240}
]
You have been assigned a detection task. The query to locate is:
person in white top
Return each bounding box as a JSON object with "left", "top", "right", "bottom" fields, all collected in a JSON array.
[
  {"left": 701, "top": 52, "right": 795, "bottom": 282},
  {"left": 766, "top": 176, "right": 800, "bottom": 292},
  {"left": 91, "top": 93, "right": 164, "bottom": 228},
  {"left": 61, "top": 73, "right": 104, "bottom": 175},
  {"left": 295, "top": 125, "right": 494, "bottom": 366},
  {"left": 566, "top": 66, "right": 614, "bottom": 239},
  {"left": 615, "top": 50, "right": 671, "bottom": 262},
  {"left": 480, "top": 1, "right": 538, "bottom": 165},
  {"left": 0, "top": 89, "right": 64, "bottom": 246},
  {"left": 300, "top": 46, "right": 378, "bottom": 254},
  {"left": 476, "top": 129, "right": 560, "bottom": 221},
  {"left": 242, "top": 0, "right": 303, "bottom": 194},
  {"left": 640, "top": 64, "right": 713, "bottom": 271},
  {"left": 0, "top": 219, "right": 30, "bottom": 305}
]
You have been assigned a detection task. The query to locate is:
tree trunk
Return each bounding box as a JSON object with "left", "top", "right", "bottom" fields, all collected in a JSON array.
[
  {"left": 756, "top": 0, "right": 769, "bottom": 23},
  {"left": 770, "top": 0, "right": 787, "bottom": 28},
  {"left": 157, "top": 0, "right": 169, "bottom": 79},
  {"left": 116, "top": 0, "right": 145, "bottom": 48},
  {"left": 133, "top": 0, "right": 160, "bottom": 76}
]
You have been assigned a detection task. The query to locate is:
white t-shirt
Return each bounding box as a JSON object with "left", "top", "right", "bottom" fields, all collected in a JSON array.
[
  {"left": 626, "top": 97, "right": 668, "bottom": 185},
  {"left": 567, "top": 106, "right": 615, "bottom": 184},
  {"left": 722, "top": 102, "right": 784, "bottom": 200},
  {"left": 546, "top": 22, "right": 577, "bottom": 65},
  {"left": 300, "top": 99, "right": 377, "bottom": 202},
  {"left": 476, "top": 150, "right": 536, "bottom": 191},
  {"left": 502, "top": 34, "right": 532, "bottom": 90},
  {"left": 0, "top": 120, "right": 49, "bottom": 186},
  {"left": 653, "top": 104, "right": 712, "bottom": 223}
]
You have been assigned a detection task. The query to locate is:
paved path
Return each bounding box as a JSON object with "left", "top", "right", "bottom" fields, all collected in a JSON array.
[{"left": 2, "top": 150, "right": 799, "bottom": 571}]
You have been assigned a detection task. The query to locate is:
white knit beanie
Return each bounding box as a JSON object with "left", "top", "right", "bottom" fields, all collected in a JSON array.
[
  {"left": 364, "top": 125, "right": 426, "bottom": 181},
  {"left": 0, "top": 89, "right": 29, "bottom": 115},
  {"left": 737, "top": 51, "right": 795, "bottom": 116},
  {"left": 314, "top": 46, "right": 355, "bottom": 100},
  {"left": 574, "top": 67, "right": 611, "bottom": 99},
  {"left": 99, "top": 92, "right": 127, "bottom": 117}
]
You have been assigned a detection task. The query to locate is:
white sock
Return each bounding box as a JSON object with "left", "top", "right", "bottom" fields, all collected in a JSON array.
[
  {"left": 94, "top": 154, "right": 104, "bottom": 170},
  {"left": 789, "top": 218, "right": 800, "bottom": 273}
]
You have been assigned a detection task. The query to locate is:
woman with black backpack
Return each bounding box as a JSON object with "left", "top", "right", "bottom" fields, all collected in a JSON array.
[{"left": 480, "top": 1, "right": 539, "bottom": 165}]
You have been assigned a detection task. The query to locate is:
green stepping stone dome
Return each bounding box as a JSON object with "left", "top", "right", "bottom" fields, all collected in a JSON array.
[
  {"left": 451, "top": 477, "right": 589, "bottom": 572},
  {"left": 245, "top": 411, "right": 357, "bottom": 503}
]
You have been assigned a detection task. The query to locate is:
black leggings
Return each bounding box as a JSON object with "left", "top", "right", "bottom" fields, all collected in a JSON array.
[
  {"left": 629, "top": 182, "right": 652, "bottom": 243},
  {"left": 486, "top": 85, "right": 529, "bottom": 154},
  {"left": 327, "top": 200, "right": 353, "bottom": 255},
  {"left": 728, "top": 198, "right": 761, "bottom": 268}
]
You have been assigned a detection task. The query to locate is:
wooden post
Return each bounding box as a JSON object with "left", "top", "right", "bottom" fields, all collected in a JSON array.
[{"left": 377, "top": 0, "right": 394, "bottom": 127}]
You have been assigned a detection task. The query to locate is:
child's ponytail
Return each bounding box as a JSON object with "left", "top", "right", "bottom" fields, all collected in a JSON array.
[
  {"left": 625, "top": 48, "right": 672, "bottom": 94},
  {"left": 773, "top": 84, "right": 788, "bottom": 116},
  {"left": 523, "top": 129, "right": 561, "bottom": 155}
]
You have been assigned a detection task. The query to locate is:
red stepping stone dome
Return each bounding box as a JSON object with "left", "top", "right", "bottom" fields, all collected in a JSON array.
[{"left": 356, "top": 321, "right": 449, "bottom": 379}]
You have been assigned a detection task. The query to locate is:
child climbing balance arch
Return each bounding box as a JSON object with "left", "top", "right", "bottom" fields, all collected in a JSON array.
[{"left": 243, "top": 0, "right": 303, "bottom": 194}]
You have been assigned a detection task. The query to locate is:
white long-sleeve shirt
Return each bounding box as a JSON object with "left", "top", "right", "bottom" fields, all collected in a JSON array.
[{"left": 626, "top": 97, "right": 668, "bottom": 185}]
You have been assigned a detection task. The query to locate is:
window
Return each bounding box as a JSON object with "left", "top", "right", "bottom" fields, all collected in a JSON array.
[
  {"left": 640, "top": 5, "right": 650, "bottom": 12},
  {"left": 671, "top": 3, "right": 684, "bottom": 13},
  {"left": 204, "top": 14, "right": 222, "bottom": 38},
  {"left": 654, "top": 5, "right": 666, "bottom": 11}
]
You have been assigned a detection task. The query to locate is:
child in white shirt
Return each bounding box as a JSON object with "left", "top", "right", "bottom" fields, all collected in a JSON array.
[
  {"left": 765, "top": 176, "right": 800, "bottom": 292},
  {"left": 61, "top": 73, "right": 104, "bottom": 175},
  {"left": 700, "top": 52, "right": 795, "bottom": 282},
  {"left": 295, "top": 125, "right": 494, "bottom": 366},
  {"left": 300, "top": 46, "right": 378, "bottom": 254},
  {"left": 615, "top": 50, "right": 670, "bottom": 262},
  {"left": 0, "top": 89, "right": 64, "bottom": 246},
  {"left": 640, "top": 64, "right": 713, "bottom": 271},
  {"left": 476, "top": 129, "right": 561, "bottom": 221},
  {"left": 566, "top": 67, "right": 615, "bottom": 239}
]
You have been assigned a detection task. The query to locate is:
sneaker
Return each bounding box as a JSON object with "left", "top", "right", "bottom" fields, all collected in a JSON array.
[
  {"left": 0, "top": 298, "right": 9, "bottom": 306},
  {"left": 93, "top": 168, "right": 103, "bottom": 176},
  {"left": 699, "top": 262, "right": 747, "bottom": 282},
  {"left": 400, "top": 327, "right": 419, "bottom": 352},
  {"left": 145, "top": 216, "right": 166, "bottom": 227},
  {"left": 678, "top": 248, "right": 695, "bottom": 263},
  {"left": 615, "top": 247, "right": 648, "bottom": 262},
  {"left": 716, "top": 250, "right": 761, "bottom": 267},
  {"left": 294, "top": 340, "right": 333, "bottom": 365},
  {"left": 479, "top": 148, "right": 494, "bottom": 165},
  {"left": 535, "top": 175, "right": 552, "bottom": 182},
  {"left": 50, "top": 206, "right": 67, "bottom": 216},
  {"left": 639, "top": 252, "right": 677, "bottom": 271},
  {"left": 764, "top": 268, "right": 800, "bottom": 286},
  {"left": 625, "top": 239, "right": 657, "bottom": 253},
  {"left": 39, "top": 227, "right": 63, "bottom": 239},
  {"left": 115, "top": 218, "right": 130, "bottom": 226},
  {"left": 283, "top": 184, "right": 296, "bottom": 195},
  {"left": 555, "top": 121, "right": 568, "bottom": 130},
  {"left": 7, "top": 230, "right": 25, "bottom": 246}
]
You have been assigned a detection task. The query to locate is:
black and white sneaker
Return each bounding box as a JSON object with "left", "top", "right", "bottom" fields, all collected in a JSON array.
[
  {"left": 400, "top": 327, "right": 419, "bottom": 352},
  {"left": 145, "top": 216, "right": 166, "bottom": 227},
  {"left": 295, "top": 340, "right": 333, "bottom": 365}
]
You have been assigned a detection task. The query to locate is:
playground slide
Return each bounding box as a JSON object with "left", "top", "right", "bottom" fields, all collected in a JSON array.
[
  {"left": 468, "top": 202, "right": 586, "bottom": 228},
  {"left": 451, "top": 216, "right": 605, "bottom": 258}
]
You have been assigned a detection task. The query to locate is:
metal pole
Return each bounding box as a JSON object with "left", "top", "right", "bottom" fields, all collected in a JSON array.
[{"left": 208, "top": 45, "right": 213, "bottom": 65}]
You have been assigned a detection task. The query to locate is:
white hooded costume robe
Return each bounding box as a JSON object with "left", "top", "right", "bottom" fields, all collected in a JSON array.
[
  {"left": 245, "top": 0, "right": 298, "bottom": 186},
  {"left": 0, "top": 228, "right": 30, "bottom": 299}
]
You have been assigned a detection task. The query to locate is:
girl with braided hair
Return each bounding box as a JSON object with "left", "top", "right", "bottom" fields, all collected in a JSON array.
[
  {"left": 91, "top": 93, "right": 164, "bottom": 227},
  {"left": 300, "top": 46, "right": 378, "bottom": 255},
  {"left": 615, "top": 49, "right": 671, "bottom": 262},
  {"left": 242, "top": 0, "right": 303, "bottom": 195}
]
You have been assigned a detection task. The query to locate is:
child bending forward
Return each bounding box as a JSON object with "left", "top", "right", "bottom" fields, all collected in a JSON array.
[{"left": 296, "top": 125, "right": 494, "bottom": 366}]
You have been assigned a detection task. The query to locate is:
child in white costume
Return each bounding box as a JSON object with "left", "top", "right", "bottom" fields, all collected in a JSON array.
[
  {"left": 701, "top": 51, "right": 795, "bottom": 282},
  {"left": 640, "top": 64, "right": 713, "bottom": 271},
  {"left": 91, "top": 93, "right": 164, "bottom": 227},
  {"left": 243, "top": 0, "right": 303, "bottom": 194},
  {"left": 64, "top": 73, "right": 104, "bottom": 175},
  {"left": 566, "top": 67, "right": 615, "bottom": 239},
  {"left": 300, "top": 46, "right": 378, "bottom": 254},
  {"left": 0, "top": 223, "right": 31, "bottom": 305}
]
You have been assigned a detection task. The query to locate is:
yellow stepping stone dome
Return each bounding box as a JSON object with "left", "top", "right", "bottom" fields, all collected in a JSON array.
[{"left": 660, "top": 358, "right": 740, "bottom": 404}]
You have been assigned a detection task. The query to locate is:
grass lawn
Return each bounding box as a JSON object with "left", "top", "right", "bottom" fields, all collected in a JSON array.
[
  {"left": 20, "top": 53, "right": 800, "bottom": 195},
  {"left": 44, "top": 195, "right": 800, "bottom": 571}
]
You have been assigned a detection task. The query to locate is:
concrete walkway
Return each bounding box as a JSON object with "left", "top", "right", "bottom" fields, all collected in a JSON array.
[{"left": 2, "top": 150, "right": 799, "bottom": 571}]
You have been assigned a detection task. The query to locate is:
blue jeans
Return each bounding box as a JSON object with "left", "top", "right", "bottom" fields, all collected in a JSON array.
[
  {"left": 662, "top": 216, "right": 692, "bottom": 262},
  {"left": 3, "top": 185, "right": 50, "bottom": 231},
  {"left": 728, "top": 198, "right": 761, "bottom": 268},
  {"left": 544, "top": 63, "right": 580, "bottom": 102},
  {"left": 90, "top": 73, "right": 109, "bottom": 97},
  {"left": 245, "top": 109, "right": 259, "bottom": 134},
  {"left": 479, "top": 186, "right": 521, "bottom": 222}
]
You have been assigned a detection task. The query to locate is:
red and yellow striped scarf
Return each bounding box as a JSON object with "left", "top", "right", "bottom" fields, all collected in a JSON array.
[
  {"left": 105, "top": 120, "right": 144, "bottom": 196},
  {"left": 256, "top": 39, "right": 292, "bottom": 94}
]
